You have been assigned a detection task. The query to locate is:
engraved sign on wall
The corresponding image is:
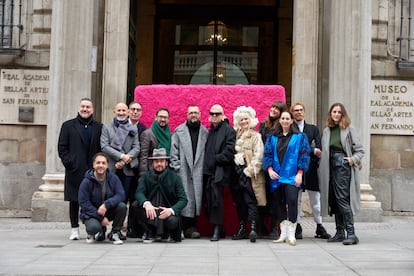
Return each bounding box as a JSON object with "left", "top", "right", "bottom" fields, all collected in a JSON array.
[
  {"left": 370, "top": 80, "right": 414, "bottom": 135},
  {"left": 0, "top": 69, "right": 49, "bottom": 125}
]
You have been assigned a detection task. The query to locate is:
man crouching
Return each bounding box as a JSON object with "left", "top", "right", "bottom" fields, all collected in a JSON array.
[
  {"left": 78, "top": 152, "right": 127, "bottom": 245},
  {"left": 132, "top": 148, "right": 188, "bottom": 243}
]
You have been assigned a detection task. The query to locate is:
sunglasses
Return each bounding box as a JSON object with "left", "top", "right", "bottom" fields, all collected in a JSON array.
[{"left": 209, "top": 112, "right": 222, "bottom": 117}]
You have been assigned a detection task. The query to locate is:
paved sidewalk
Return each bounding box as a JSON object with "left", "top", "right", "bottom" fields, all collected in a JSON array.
[{"left": 0, "top": 215, "right": 413, "bottom": 276}]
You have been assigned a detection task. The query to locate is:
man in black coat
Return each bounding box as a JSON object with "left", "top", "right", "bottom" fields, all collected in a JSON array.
[
  {"left": 291, "top": 102, "right": 331, "bottom": 240},
  {"left": 58, "top": 98, "right": 102, "bottom": 240},
  {"left": 203, "top": 104, "right": 236, "bottom": 241}
]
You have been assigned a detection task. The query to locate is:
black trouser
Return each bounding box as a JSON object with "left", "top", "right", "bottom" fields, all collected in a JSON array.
[
  {"left": 127, "top": 171, "right": 139, "bottom": 232},
  {"left": 131, "top": 201, "right": 181, "bottom": 241},
  {"left": 182, "top": 216, "right": 197, "bottom": 230},
  {"left": 274, "top": 184, "right": 300, "bottom": 223},
  {"left": 203, "top": 174, "right": 224, "bottom": 225},
  {"left": 84, "top": 202, "right": 127, "bottom": 235},
  {"left": 115, "top": 170, "right": 132, "bottom": 203},
  {"left": 69, "top": 201, "right": 79, "bottom": 228},
  {"left": 230, "top": 173, "right": 258, "bottom": 222},
  {"left": 329, "top": 151, "right": 352, "bottom": 216},
  {"left": 128, "top": 201, "right": 144, "bottom": 236},
  {"left": 261, "top": 175, "right": 277, "bottom": 232}
]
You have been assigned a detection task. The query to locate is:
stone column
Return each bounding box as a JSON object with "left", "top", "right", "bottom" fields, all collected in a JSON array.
[
  {"left": 101, "top": 0, "right": 130, "bottom": 123},
  {"left": 322, "top": 0, "right": 382, "bottom": 221},
  {"left": 291, "top": 0, "right": 319, "bottom": 123},
  {"left": 31, "top": 0, "right": 96, "bottom": 221}
]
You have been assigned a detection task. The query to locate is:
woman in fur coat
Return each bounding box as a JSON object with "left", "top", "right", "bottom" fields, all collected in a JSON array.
[{"left": 231, "top": 106, "right": 266, "bottom": 243}]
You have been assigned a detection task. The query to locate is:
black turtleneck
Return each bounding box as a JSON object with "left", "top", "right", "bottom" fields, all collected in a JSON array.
[{"left": 187, "top": 120, "right": 200, "bottom": 161}]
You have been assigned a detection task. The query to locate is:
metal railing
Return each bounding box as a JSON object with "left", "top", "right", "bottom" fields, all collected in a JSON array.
[{"left": 174, "top": 52, "right": 257, "bottom": 75}]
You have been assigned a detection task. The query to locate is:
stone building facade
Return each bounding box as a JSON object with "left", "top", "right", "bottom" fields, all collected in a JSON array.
[
  {"left": 370, "top": 0, "right": 414, "bottom": 212},
  {"left": 0, "top": 0, "right": 412, "bottom": 221},
  {"left": 0, "top": 0, "right": 51, "bottom": 217}
]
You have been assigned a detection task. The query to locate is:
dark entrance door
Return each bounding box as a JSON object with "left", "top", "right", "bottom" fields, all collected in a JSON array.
[{"left": 154, "top": 4, "right": 280, "bottom": 85}]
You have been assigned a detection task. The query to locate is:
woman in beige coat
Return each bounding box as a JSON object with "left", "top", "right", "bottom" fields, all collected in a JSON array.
[
  {"left": 231, "top": 106, "right": 266, "bottom": 243},
  {"left": 319, "top": 103, "right": 365, "bottom": 245}
]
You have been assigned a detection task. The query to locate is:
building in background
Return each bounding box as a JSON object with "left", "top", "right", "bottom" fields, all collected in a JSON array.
[{"left": 0, "top": 0, "right": 412, "bottom": 221}]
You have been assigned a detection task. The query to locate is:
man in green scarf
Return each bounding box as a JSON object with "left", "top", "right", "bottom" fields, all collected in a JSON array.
[{"left": 139, "top": 108, "right": 171, "bottom": 179}]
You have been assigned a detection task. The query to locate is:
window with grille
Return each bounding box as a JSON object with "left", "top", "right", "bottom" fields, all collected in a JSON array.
[
  {"left": 0, "top": 0, "right": 22, "bottom": 51},
  {"left": 397, "top": 0, "right": 414, "bottom": 68}
]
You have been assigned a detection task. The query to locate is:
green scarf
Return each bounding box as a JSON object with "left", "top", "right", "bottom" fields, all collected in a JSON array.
[{"left": 151, "top": 120, "right": 171, "bottom": 154}]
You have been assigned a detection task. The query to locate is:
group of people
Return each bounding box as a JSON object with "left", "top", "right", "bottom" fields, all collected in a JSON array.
[{"left": 58, "top": 97, "right": 364, "bottom": 246}]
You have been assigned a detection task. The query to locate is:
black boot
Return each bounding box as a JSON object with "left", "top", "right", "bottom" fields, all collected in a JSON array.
[
  {"left": 342, "top": 212, "right": 359, "bottom": 245},
  {"left": 328, "top": 214, "right": 346, "bottom": 242},
  {"left": 232, "top": 221, "right": 247, "bottom": 240},
  {"left": 315, "top": 224, "right": 331, "bottom": 239},
  {"left": 268, "top": 218, "right": 279, "bottom": 240},
  {"left": 211, "top": 225, "right": 220, "bottom": 242},
  {"left": 256, "top": 212, "right": 267, "bottom": 239},
  {"left": 219, "top": 225, "right": 226, "bottom": 238},
  {"left": 295, "top": 223, "right": 303, "bottom": 239},
  {"left": 249, "top": 221, "right": 257, "bottom": 243}
]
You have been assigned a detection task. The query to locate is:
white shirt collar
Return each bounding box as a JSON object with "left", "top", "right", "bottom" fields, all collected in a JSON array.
[{"left": 296, "top": 120, "right": 304, "bottom": 132}]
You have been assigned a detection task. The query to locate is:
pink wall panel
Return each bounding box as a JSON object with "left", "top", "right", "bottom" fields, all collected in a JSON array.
[{"left": 134, "top": 84, "right": 286, "bottom": 130}]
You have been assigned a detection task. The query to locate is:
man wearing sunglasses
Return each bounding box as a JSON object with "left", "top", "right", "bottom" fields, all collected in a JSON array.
[{"left": 203, "top": 104, "right": 236, "bottom": 241}]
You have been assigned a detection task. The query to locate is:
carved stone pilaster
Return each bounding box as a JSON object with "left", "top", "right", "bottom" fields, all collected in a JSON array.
[{"left": 31, "top": 0, "right": 96, "bottom": 221}]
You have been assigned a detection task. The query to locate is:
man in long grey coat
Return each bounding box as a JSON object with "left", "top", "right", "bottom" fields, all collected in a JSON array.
[{"left": 170, "top": 104, "right": 208, "bottom": 239}]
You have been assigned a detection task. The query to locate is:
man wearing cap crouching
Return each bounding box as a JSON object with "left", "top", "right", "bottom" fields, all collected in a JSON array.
[{"left": 132, "top": 148, "right": 188, "bottom": 243}]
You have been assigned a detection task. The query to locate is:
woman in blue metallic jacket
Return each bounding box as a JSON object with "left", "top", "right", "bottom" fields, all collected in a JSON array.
[{"left": 263, "top": 111, "right": 310, "bottom": 246}]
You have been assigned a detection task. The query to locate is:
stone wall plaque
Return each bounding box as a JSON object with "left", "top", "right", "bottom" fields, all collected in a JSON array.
[
  {"left": 0, "top": 69, "right": 49, "bottom": 125},
  {"left": 370, "top": 80, "right": 414, "bottom": 135}
]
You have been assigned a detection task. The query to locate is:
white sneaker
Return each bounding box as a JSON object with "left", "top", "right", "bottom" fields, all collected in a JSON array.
[
  {"left": 86, "top": 234, "right": 95, "bottom": 244},
  {"left": 69, "top": 228, "right": 80, "bottom": 240},
  {"left": 110, "top": 232, "right": 123, "bottom": 245}
]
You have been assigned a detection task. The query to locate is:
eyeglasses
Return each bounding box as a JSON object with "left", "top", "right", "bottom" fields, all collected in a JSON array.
[
  {"left": 209, "top": 112, "right": 222, "bottom": 117},
  {"left": 157, "top": 115, "right": 169, "bottom": 120},
  {"left": 130, "top": 108, "right": 142, "bottom": 112},
  {"left": 293, "top": 108, "right": 304, "bottom": 113}
]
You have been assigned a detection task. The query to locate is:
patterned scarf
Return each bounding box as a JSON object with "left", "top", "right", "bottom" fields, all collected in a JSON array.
[{"left": 110, "top": 118, "right": 137, "bottom": 151}]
